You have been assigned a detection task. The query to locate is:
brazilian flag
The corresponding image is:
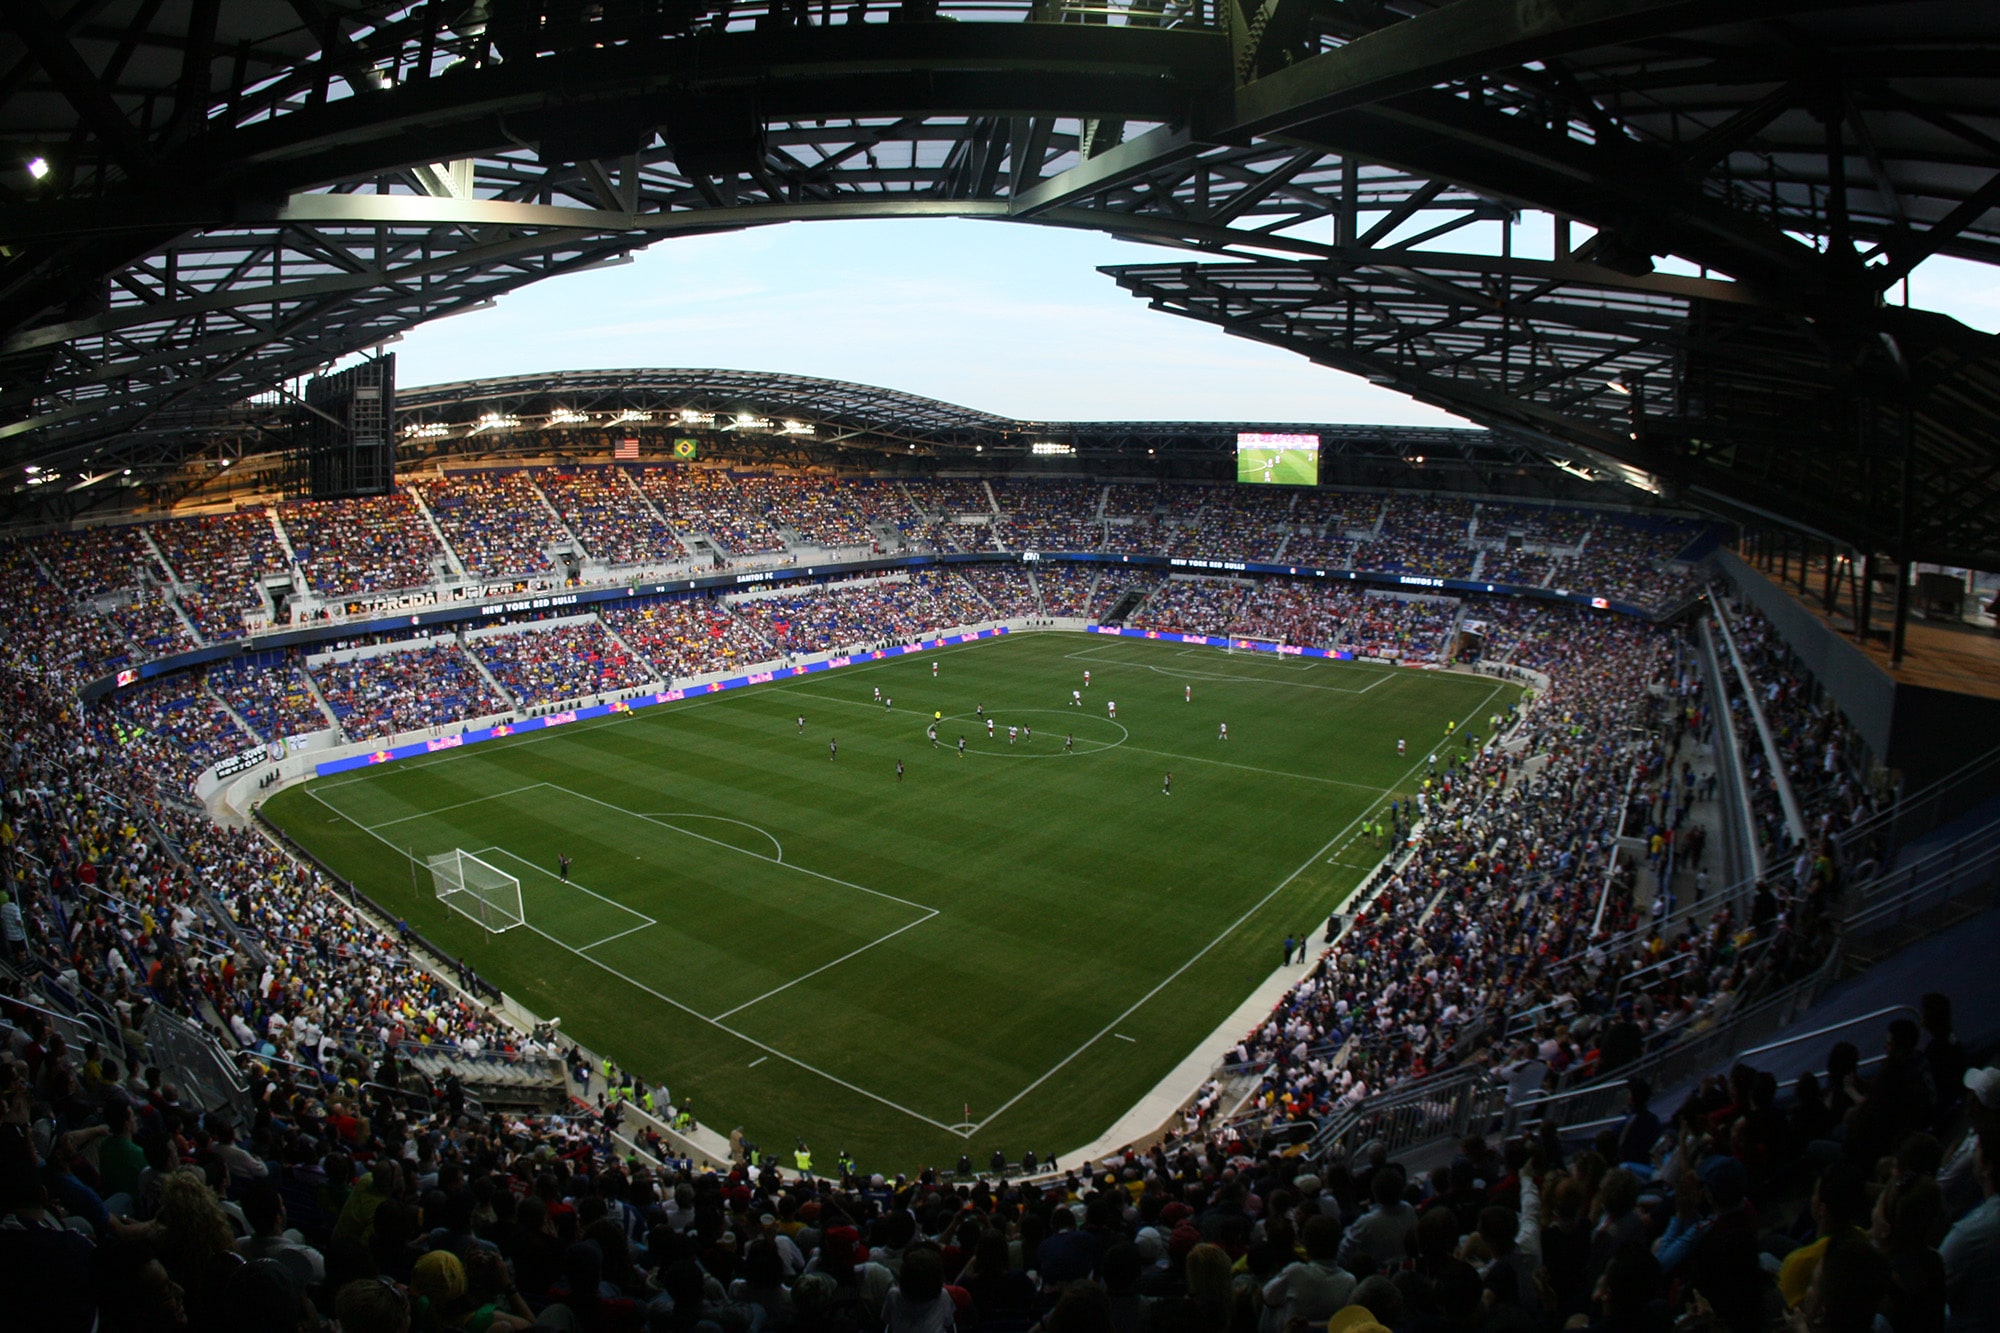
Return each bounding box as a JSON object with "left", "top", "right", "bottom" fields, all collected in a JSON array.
[{"left": 672, "top": 437, "right": 699, "bottom": 460}]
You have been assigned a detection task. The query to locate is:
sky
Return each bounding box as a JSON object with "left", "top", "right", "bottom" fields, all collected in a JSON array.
[{"left": 373, "top": 215, "right": 2000, "bottom": 428}]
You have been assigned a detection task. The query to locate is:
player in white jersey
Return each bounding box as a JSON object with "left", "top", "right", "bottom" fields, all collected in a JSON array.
[
  {"left": 1071, "top": 689, "right": 1082, "bottom": 707},
  {"left": 986, "top": 718, "right": 995, "bottom": 738},
  {"left": 1083, "top": 670, "right": 1091, "bottom": 688},
  {"left": 1107, "top": 700, "right": 1116, "bottom": 719},
  {"left": 1185, "top": 684, "right": 1192, "bottom": 703},
  {"left": 883, "top": 696, "right": 892, "bottom": 711},
  {"left": 1008, "top": 725, "right": 1018, "bottom": 745},
  {"left": 1397, "top": 737, "right": 1406, "bottom": 755},
  {"left": 873, "top": 686, "right": 881, "bottom": 702},
  {"left": 957, "top": 735, "right": 966, "bottom": 757},
  {"left": 797, "top": 714, "right": 805, "bottom": 734},
  {"left": 931, "top": 661, "right": 938, "bottom": 677},
  {"left": 1218, "top": 722, "right": 1228, "bottom": 741}
]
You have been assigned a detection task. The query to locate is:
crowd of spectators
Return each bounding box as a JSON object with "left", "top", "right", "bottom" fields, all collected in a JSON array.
[
  {"left": 730, "top": 572, "right": 995, "bottom": 652},
  {"left": 152, "top": 511, "right": 288, "bottom": 640},
  {"left": 415, "top": 472, "right": 570, "bottom": 579},
  {"left": 541, "top": 469, "right": 679, "bottom": 568},
  {"left": 1573, "top": 517, "right": 1703, "bottom": 609},
  {"left": 279, "top": 496, "right": 444, "bottom": 598},
  {"left": 1354, "top": 498, "right": 1480, "bottom": 580},
  {"left": 104, "top": 679, "right": 255, "bottom": 780},
  {"left": 991, "top": 480, "right": 1105, "bottom": 552},
  {"left": 1090, "top": 573, "right": 1162, "bottom": 622},
  {"left": 1475, "top": 502, "right": 1594, "bottom": 548},
  {"left": 1722, "top": 607, "right": 1878, "bottom": 866},
  {"left": 107, "top": 592, "right": 198, "bottom": 658},
  {"left": 641, "top": 470, "right": 791, "bottom": 557},
  {"left": 601, "top": 599, "right": 777, "bottom": 680},
  {"left": 472, "top": 621, "right": 652, "bottom": 707},
  {"left": 1036, "top": 565, "right": 1101, "bottom": 619},
  {"left": 313, "top": 642, "right": 510, "bottom": 742},
  {"left": 737, "top": 474, "right": 876, "bottom": 551},
  {"left": 208, "top": 657, "right": 331, "bottom": 743},
  {"left": 1131, "top": 580, "right": 1249, "bottom": 637},
  {"left": 27, "top": 523, "right": 154, "bottom": 600},
  {"left": 1225, "top": 586, "right": 1458, "bottom": 660},
  {"left": 959, "top": 565, "right": 1043, "bottom": 619}
]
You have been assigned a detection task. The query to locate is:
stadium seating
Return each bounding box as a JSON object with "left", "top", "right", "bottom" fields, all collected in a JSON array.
[
  {"left": 206, "top": 656, "right": 331, "bottom": 742},
  {"left": 414, "top": 470, "right": 569, "bottom": 577},
  {"left": 470, "top": 619, "right": 651, "bottom": 706},
  {"left": 151, "top": 510, "right": 288, "bottom": 639},
  {"left": 600, "top": 598, "right": 775, "bottom": 679},
  {"left": 278, "top": 494, "right": 444, "bottom": 596},
  {"left": 539, "top": 467, "right": 678, "bottom": 567},
  {"left": 311, "top": 641, "right": 509, "bottom": 741}
]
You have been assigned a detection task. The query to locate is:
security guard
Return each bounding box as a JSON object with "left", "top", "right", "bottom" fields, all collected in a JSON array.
[
  {"left": 793, "top": 1139, "right": 813, "bottom": 1176},
  {"left": 838, "top": 1149, "right": 857, "bottom": 1179}
]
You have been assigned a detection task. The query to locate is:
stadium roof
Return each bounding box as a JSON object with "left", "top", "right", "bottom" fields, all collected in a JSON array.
[{"left": 4, "top": 1, "right": 1999, "bottom": 562}]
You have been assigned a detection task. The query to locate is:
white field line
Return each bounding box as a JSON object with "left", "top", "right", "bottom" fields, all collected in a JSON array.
[
  {"left": 540, "top": 781, "right": 939, "bottom": 916},
  {"left": 471, "top": 843, "right": 658, "bottom": 931},
  {"left": 1116, "top": 743, "right": 1392, "bottom": 792},
  {"left": 969, "top": 679, "right": 1505, "bottom": 1136},
  {"left": 577, "top": 920, "right": 660, "bottom": 952},
  {"left": 1061, "top": 644, "right": 1392, "bottom": 694},
  {"left": 711, "top": 909, "right": 941, "bottom": 1022},
  {"left": 363, "top": 782, "right": 549, "bottom": 829},
  {"left": 305, "top": 784, "right": 960, "bottom": 1134}
]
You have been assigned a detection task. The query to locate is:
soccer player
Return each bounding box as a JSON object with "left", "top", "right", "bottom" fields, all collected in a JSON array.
[
  {"left": 1083, "top": 670, "right": 1091, "bottom": 688},
  {"left": 931, "top": 661, "right": 938, "bottom": 677},
  {"left": 797, "top": 714, "right": 806, "bottom": 734},
  {"left": 1397, "top": 737, "right": 1405, "bottom": 755},
  {"left": 558, "top": 853, "right": 571, "bottom": 882},
  {"left": 1071, "top": 689, "right": 1082, "bottom": 707},
  {"left": 1007, "top": 725, "right": 1017, "bottom": 745},
  {"left": 976, "top": 702, "right": 985, "bottom": 718},
  {"left": 986, "top": 718, "right": 995, "bottom": 738},
  {"left": 933, "top": 709, "right": 942, "bottom": 725},
  {"left": 1064, "top": 733, "right": 1074, "bottom": 752},
  {"left": 884, "top": 696, "right": 891, "bottom": 711},
  {"left": 1162, "top": 771, "right": 1172, "bottom": 795},
  {"left": 957, "top": 735, "right": 966, "bottom": 758},
  {"left": 829, "top": 738, "right": 838, "bottom": 760},
  {"left": 896, "top": 760, "right": 904, "bottom": 782},
  {"left": 1218, "top": 722, "right": 1228, "bottom": 741},
  {"left": 1023, "top": 724, "right": 1032, "bottom": 744},
  {"left": 1185, "top": 684, "right": 1192, "bottom": 703},
  {"left": 928, "top": 724, "right": 939, "bottom": 748},
  {"left": 1107, "top": 699, "right": 1116, "bottom": 719},
  {"left": 873, "top": 686, "right": 881, "bottom": 702}
]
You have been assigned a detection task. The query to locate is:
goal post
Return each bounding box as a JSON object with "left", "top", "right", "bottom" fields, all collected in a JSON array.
[{"left": 428, "top": 849, "right": 525, "bottom": 933}]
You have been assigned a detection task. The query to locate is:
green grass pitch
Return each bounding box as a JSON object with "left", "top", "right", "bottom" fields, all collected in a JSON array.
[
  {"left": 263, "top": 633, "right": 1517, "bottom": 1172},
  {"left": 1235, "top": 447, "right": 1318, "bottom": 486}
]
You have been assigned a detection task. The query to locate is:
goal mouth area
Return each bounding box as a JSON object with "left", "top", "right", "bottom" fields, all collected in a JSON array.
[{"left": 428, "top": 849, "right": 526, "bottom": 934}]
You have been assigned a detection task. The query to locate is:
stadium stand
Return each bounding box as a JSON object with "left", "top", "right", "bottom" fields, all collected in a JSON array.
[
  {"left": 1035, "top": 563, "right": 1101, "bottom": 618},
  {"left": 151, "top": 510, "right": 288, "bottom": 641},
  {"left": 729, "top": 571, "right": 995, "bottom": 652},
  {"left": 470, "top": 620, "right": 651, "bottom": 706},
  {"left": 600, "top": 598, "right": 775, "bottom": 680},
  {"left": 414, "top": 470, "right": 570, "bottom": 578},
  {"left": 277, "top": 494, "right": 445, "bottom": 597},
  {"left": 312, "top": 641, "right": 509, "bottom": 742},
  {"left": 639, "top": 467, "right": 790, "bottom": 557},
  {"left": 539, "top": 468, "right": 678, "bottom": 567},
  {"left": 206, "top": 657, "right": 329, "bottom": 743}
]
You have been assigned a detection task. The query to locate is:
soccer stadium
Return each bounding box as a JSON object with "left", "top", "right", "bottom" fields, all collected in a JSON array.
[{"left": 5, "top": 6, "right": 2000, "bottom": 1333}]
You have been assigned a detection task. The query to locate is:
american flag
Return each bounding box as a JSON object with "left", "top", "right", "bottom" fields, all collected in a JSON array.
[{"left": 615, "top": 437, "right": 639, "bottom": 460}]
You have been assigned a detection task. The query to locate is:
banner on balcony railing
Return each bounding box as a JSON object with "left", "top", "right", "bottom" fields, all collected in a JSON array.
[
  {"left": 1085, "top": 626, "right": 1357, "bottom": 661},
  {"left": 314, "top": 627, "right": 1011, "bottom": 776}
]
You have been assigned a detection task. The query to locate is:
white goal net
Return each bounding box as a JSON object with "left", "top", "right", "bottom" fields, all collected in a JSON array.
[{"left": 428, "top": 849, "right": 525, "bottom": 933}]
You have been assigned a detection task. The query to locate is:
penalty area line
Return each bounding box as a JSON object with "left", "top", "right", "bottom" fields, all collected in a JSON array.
[{"left": 302, "top": 784, "right": 962, "bottom": 1136}]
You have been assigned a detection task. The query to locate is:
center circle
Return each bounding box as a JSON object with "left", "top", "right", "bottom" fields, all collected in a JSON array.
[{"left": 926, "top": 707, "right": 1129, "bottom": 757}]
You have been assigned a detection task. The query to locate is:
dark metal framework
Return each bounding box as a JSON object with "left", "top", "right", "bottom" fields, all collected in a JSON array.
[{"left": 3, "top": 1, "right": 1999, "bottom": 572}]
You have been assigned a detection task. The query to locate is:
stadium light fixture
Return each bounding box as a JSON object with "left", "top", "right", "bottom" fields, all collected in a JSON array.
[
  {"left": 549, "top": 407, "right": 591, "bottom": 425},
  {"left": 1605, "top": 380, "right": 1632, "bottom": 395},
  {"left": 1031, "top": 442, "right": 1074, "bottom": 456},
  {"left": 26, "top": 155, "right": 50, "bottom": 181}
]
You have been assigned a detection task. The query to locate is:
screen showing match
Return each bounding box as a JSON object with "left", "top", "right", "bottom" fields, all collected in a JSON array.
[{"left": 1236, "top": 432, "right": 1320, "bottom": 486}]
